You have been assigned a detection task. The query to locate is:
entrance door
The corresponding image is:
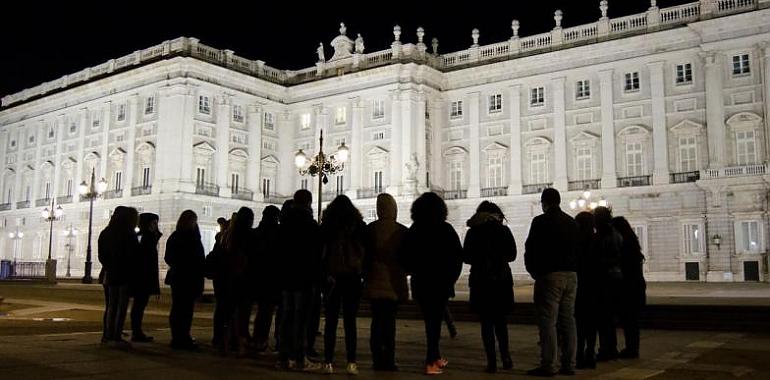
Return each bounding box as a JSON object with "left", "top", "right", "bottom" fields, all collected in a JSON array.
[
  {"left": 744, "top": 261, "right": 760, "bottom": 282},
  {"left": 685, "top": 262, "right": 700, "bottom": 281}
]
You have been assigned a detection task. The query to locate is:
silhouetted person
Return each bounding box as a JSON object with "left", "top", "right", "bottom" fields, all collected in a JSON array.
[
  {"left": 253, "top": 205, "right": 282, "bottom": 352},
  {"left": 524, "top": 188, "right": 578, "bottom": 376},
  {"left": 276, "top": 190, "right": 322, "bottom": 371},
  {"left": 463, "top": 201, "right": 516, "bottom": 373},
  {"left": 221, "top": 207, "right": 255, "bottom": 356},
  {"left": 402, "top": 192, "right": 463, "bottom": 375},
  {"left": 443, "top": 305, "right": 457, "bottom": 339},
  {"left": 363, "top": 193, "right": 408, "bottom": 372},
  {"left": 165, "top": 210, "right": 205, "bottom": 350},
  {"left": 574, "top": 211, "right": 598, "bottom": 369},
  {"left": 593, "top": 206, "right": 623, "bottom": 362},
  {"left": 612, "top": 216, "right": 646, "bottom": 359},
  {"left": 207, "top": 216, "right": 230, "bottom": 347},
  {"left": 129, "top": 212, "right": 161, "bottom": 342},
  {"left": 99, "top": 206, "right": 139, "bottom": 346}
]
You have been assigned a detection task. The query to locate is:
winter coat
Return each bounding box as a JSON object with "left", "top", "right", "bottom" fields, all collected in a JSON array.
[
  {"left": 594, "top": 226, "right": 624, "bottom": 282},
  {"left": 524, "top": 206, "right": 578, "bottom": 279},
  {"left": 130, "top": 231, "right": 161, "bottom": 295},
  {"left": 98, "top": 226, "right": 138, "bottom": 287},
  {"left": 362, "top": 194, "right": 409, "bottom": 302},
  {"left": 322, "top": 219, "right": 367, "bottom": 277},
  {"left": 278, "top": 206, "right": 322, "bottom": 291},
  {"left": 164, "top": 229, "right": 206, "bottom": 296},
  {"left": 253, "top": 220, "right": 282, "bottom": 303},
  {"left": 463, "top": 212, "right": 517, "bottom": 314},
  {"left": 619, "top": 238, "right": 647, "bottom": 309},
  {"left": 402, "top": 221, "right": 463, "bottom": 301}
]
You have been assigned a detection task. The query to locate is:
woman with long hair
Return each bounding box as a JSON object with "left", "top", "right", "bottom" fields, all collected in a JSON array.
[
  {"left": 165, "top": 210, "right": 205, "bottom": 350},
  {"left": 574, "top": 211, "right": 598, "bottom": 369},
  {"left": 320, "top": 195, "right": 367, "bottom": 375},
  {"left": 129, "top": 212, "right": 161, "bottom": 342},
  {"left": 612, "top": 216, "right": 646, "bottom": 359},
  {"left": 253, "top": 205, "right": 282, "bottom": 352},
  {"left": 402, "top": 192, "right": 463, "bottom": 375},
  {"left": 220, "top": 207, "right": 255, "bottom": 355},
  {"left": 463, "top": 201, "right": 516, "bottom": 373}
]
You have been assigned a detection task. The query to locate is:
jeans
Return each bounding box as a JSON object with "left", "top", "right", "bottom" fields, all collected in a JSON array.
[
  {"left": 104, "top": 285, "right": 130, "bottom": 341},
  {"left": 370, "top": 299, "right": 398, "bottom": 368},
  {"left": 418, "top": 296, "right": 448, "bottom": 364},
  {"left": 254, "top": 300, "right": 278, "bottom": 347},
  {"left": 169, "top": 286, "right": 197, "bottom": 344},
  {"left": 307, "top": 284, "right": 322, "bottom": 354},
  {"left": 323, "top": 275, "right": 362, "bottom": 363},
  {"left": 598, "top": 279, "right": 621, "bottom": 357},
  {"left": 480, "top": 311, "right": 510, "bottom": 366},
  {"left": 130, "top": 292, "right": 150, "bottom": 336},
  {"left": 533, "top": 271, "right": 578, "bottom": 372},
  {"left": 280, "top": 289, "right": 312, "bottom": 363},
  {"left": 575, "top": 283, "right": 598, "bottom": 360},
  {"left": 619, "top": 303, "right": 641, "bottom": 354}
]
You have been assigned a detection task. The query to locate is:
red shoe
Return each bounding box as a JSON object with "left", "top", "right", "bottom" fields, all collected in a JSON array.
[
  {"left": 425, "top": 362, "right": 443, "bottom": 375},
  {"left": 436, "top": 358, "right": 449, "bottom": 368}
]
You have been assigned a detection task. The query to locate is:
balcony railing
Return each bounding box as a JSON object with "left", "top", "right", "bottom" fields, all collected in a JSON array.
[
  {"left": 617, "top": 175, "right": 652, "bottom": 188},
  {"left": 322, "top": 191, "right": 346, "bottom": 201},
  {"left": 357, "top": 188, "right": 380, "bottom": 199},
  {"left": 195, "top": 182, "right": 219, "bottom": 197},
  {"left": 56, "top": 195, "right": 73, "bottom": 204},
  {"left": 670, "top": 171, "right": 701, "bottom": 184},
  {"left": 702, "top": 163, "right": 767, "bottom": 179},
  {"left": 35, "top": 198, "right": 52, "bottom": 207},
  {"left": 263, "top": 192, "right": 290, "bottom": 204},
  {"left": 231, "top": 188, "right": 254, "bottom": 201},
  {"left": 0, "top": 203, "right": 11, "bottom": 211},
  {"left": 568, "top": 179, "right": 601, "bottom": 191},
  {"left": 4, "top": 261, "right": 47, "bottom": 279},
  {"left": 522, "top": 183, "right": 552, "bottom": 195},
  {"left": 104, "top": 189, "right": 124, "bottom": 199},
  {"left": 481, "top": 187, "right": 508, "bottom": 197},
  {"left": 443, "top": 190, "right": 468, "bottom": 200},
  {"left": 16, "top": 200, "right": 30, "bottom": 209},
  {"left": 131, "top": 186, "right": 152, "bottom": 196}
]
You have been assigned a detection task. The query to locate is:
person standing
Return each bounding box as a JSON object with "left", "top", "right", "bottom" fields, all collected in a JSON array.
[
  {"left": 612, "top": 216, "right": 646, "bottom": 359},
  {"left": 593, "top": 207, "right": 623, "bottom": 362},
  {"left": 524, "top": 188, "right": 578, "bottom": 376},
  {"left": 129, "top": 212, "right": 161, "bottom": 342},
  {"left": 463, "top": 201, "right": 516, "bottom": 373},
  {"left": 165, "top": 210, "right": 206, "bottom": 350},
  {"left": 252, "top": 205, "right": 282, "bottom": 352},
  {"left": 402, "top": 192, "right": 463, "bottom": 375},
  {"left": 574, "top": 211, "right": 598, "bottom": 369},
  {"left": 221, "top": 207, "right": 255, "bottom": 356}
]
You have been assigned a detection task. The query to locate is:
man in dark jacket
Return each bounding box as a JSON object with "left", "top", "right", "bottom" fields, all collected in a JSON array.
[
  {"left": 524, "top": 188, "right": 578, "bottom": 376},
  {"left": 129, "top": 213, "right": 161, "bottom": 342}
]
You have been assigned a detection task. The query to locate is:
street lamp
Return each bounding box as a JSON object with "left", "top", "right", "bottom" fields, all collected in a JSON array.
[
  {"left": 8, "top": 228, "right": 23, "bottom": 263},
  {"left": 63, "top": 225, "right": 78, "bottom": 278},
  {"left": 42, "top": 198, "right": 64, "bottom": 282},
  {"left": 568, "top": 189, "right": 608, "bottom": 212},
  {"left": 294, "top": 129, "right": 349, "bottom": 222},
  {"left": 78, "top": 168, "right": 108, "bottom": 284}
]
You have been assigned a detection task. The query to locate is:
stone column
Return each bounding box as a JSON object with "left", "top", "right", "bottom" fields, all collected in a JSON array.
[
  {"left": 246, "top": 105, "right": 262, "bottom": 201},
  {"left": 12, "top": 124, "right": 24, "bottom": 209},
  {"left": 215, "top": 96, "right": 231, "bottom": 197},
  {"left": 74, "top": 108, "right": 88, "bottom": 203},
  {"left": 51, "top": 116, "right": 64, "bottom": 207},
  {"left": 31, "top": 123, "right": 42, "bottom": 203},
  {"left": 348, "top": 97, "right": 364, "bottom": 198},
  {"left": 387, "top": 91, "right": 402, "bottom": 195},
  {"left": 648, "top": 61, "right": 670, "bottom": 184},
  {"left": 100, "top": 103, "right": 111, "bottom": 181},
  {"left": 468, "top": 92, "right": 481, "bottom": 198},
  {"left": 155, "top": 84, "right": 191, "bottom": 193},
  {"left": 760, "top": 44, "right": 770, "bottom": 163},
  {"left": 278, "top": 112, "right": 295, "bottom": 197},
  {"left": 415, "top": 93, "right": 428, "bottom": 193},
  {"left": 400, "top": 90, "right": 415, "bottom": 194},
  {"left": 430, "top": 100, "right": 444, "bottom": 189},
  {"left": 507, "top": 84, "right": 523, "bottom": 195},
  {"left": 599, "top": 69, "right": 618, "bottom": 188},
  {"left": 0, "top": 130, "right": 7, "bottom": 203},
  {"left": 124, "top": 96, "right": 138, "bottom": 195},
  {"left": 703, "top": 52, "right": 726, "bottom": 168},
  {"left": 552, "top": 77, "right": 569, "bottom": 190}
]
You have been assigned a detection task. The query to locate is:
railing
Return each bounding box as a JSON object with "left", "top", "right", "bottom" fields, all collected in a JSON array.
[
  {"left": 16, "top": 200, "right": 30, "bottom": 209},
  {"left": 520, "top": 32, "right": 552, "bottom": 51},
  {"left": 661, "top": 2, "right": 701, "bottom": 25},
  {"left": 0, "top": 203, "right": 11, "bottom": 211},
  {"left": 131, "top": 186, "right": 152, "bottom": 196},
  {"left": 617, "top": 175, "right": 652, "bottom": 188},
  {"left": 702, "top": 163, "right": 767, "bottom": 179},
  {"left": 263, "top": 192, "right": 290, "bottom": 204},
  {"left": 35, "top": 198, "right": 52, "bottom": 207},
  {"left": 670, "top": 171, "right": 701, "bottom": 183},
  {"left": 522, "top": 183, "right": 552, "bottom": 195},
  {"left": 4, "top": 261, "right": 47, "bottom": 279},
  {"left": 195, "top": 183, "right": 219, "bottom": 197},
  {"left": 715, "top": 0, "right": 756, "bottom": 15},
  {"left": 56, "top": 195, "right": 73, "bottom": 204},
  {"left": 563, "top": 23, "right": 599, "bottom": 43},
  {"left": 609, "top": 13, "right": 648, "bottom": 34},
  {"left": 104, "top": 189, "right": 123, "bottom": 199},
  {"left": 357, "top": 188, "right": 380, "bottom": 199},
  {"left": 442, "top": 190, "right": 468, "bottom": 200},
  {"left": 481, "top": 187, "right": 508, "bottom": 197},
  {"left": 231, "top": 189, "right": 254, "bottom": 201},
  {"left": 568, "top": 179, "right": 602, "bottom": 191},
  {"left": 366, "top": 49, "right": 394, "bottom": 66},
  {"left": 479, "top": 42, "right": 510, "bottom": 59}
]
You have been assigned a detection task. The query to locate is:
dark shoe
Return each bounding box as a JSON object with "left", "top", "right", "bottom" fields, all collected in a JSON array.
[
  {"left": 559, "top": 368, "right": 575, "bottom": 376},
  {"left": 619, "top": 349, "right": 639, "bottom": 359},
  {"left": 526, "top": 367, "right": 556, "bottom": 377},
  {"left": 131, "top": 334, "right": 154, "bottom": 343},
  {"left": 485, "top": 362, "right": 497, "bottom": 373},
  {"left": 502, "top": 356, "right": 513, "bottom": 370},
  {"left": 596, "top": 351, "right": 618, "bottom": 362},
  {"left": 448, "top": 325, "right": 458, "bottom": 339},
  {"left": 584, "top": 351, "right": 596, "bottom": 369},
  {"left": 171, "top": 340, "right": 199, "bottom": 350},
  {"left": 306, "top": 349, "right": 321, "bottom": 362}
]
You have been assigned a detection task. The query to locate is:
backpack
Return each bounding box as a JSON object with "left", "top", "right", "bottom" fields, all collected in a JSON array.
[{"left": 325, "top": 237, "right": 365, "bottom": 275}]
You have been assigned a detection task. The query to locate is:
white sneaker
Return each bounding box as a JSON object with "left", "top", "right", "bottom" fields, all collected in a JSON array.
[
  {"left": 346, "top": 362, "right": 359, "bottom": 375},
  {"left": 302, "top": 359, "right": 322, "bottom": 372},
  {"left": 321, "top": 363, "right": 334, "bottom": 374}
]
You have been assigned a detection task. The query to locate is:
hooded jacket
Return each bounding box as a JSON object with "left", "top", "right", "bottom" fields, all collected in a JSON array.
[
  {"left": 130, "top": 213, "right": 161, "bottom": 295},
  {"left": 363, "top": 194, "right": 409, "bottom": 302},
  {"left": 463, "top": 211, "right": 517, "bottom": 312}
]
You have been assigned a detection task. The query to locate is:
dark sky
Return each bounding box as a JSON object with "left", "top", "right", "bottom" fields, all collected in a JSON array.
[{"left": 1, "top": 0, "right": 693, "bottom": 98}]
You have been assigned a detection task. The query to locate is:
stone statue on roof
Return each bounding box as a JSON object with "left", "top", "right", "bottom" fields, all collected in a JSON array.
[
  {"left": 355, "top": 33, "right": 365, "bottom": 54},
  {"left": 317, "top": 42, "right": 325, "bottom": 62},
  {"left": 330, "top": 22, "right": 354, "bottom": 61}
]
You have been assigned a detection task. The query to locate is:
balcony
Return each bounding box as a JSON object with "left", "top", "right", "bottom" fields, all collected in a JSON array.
[
  {"left": 481, "top": 187, "right": 508, "bottom": 197},
  {"left": 103, "top": 189, "right": 124, "bottom": 199},
  {"left": 670, "top": 171, "right": 700, "bottom": 184},
  {"left": 568, "top": 179, "right": 601, "bottom": 191},
  {"left": 442, "top": 190, "right": 468, "bottom": 200},
  {"left": 702, "top": 164, "right": 767, "bottom": 179},
  {"left": 617, "top": 175, "right": 652, "bottom": 188},
  {"left": 357, "top": 188, "right": 380, "bottom": 199},
  {"left": 195, "top": 182, "right": 219, "bottom": 197},
  {"left": 35, "top": 198, "right": 52, "bottom": 207},
  {"left": 131, "top": 186, "right": 152, "bottom": 196},
  {"left": 231, "top": 189, "right": 253, "bottom": 201},
  {"left": 16, "top": 200, "right": 30, "bottom": 209},
  {"left": 0, "top": 203, "right": 11, "bottom": 211},
  {"left": 263, "top": 192, "right": 289, "bottom": 204},
  {"left": 522, "top": 183, "right": 553, "bottom": 195},
  {"left": 56, "top": 195, "right": 73, "bottom": 204}
]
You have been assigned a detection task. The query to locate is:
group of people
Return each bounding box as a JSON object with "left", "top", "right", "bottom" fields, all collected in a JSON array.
[{"left": 96, "top": 187, "right": 645, "bottom": 377}]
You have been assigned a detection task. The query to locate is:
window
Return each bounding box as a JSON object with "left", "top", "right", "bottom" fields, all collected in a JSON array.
[
  {"left": 487, "top": 156, "right": 503, "bottom": 188},
  {"left": 373, "top": 132, "right": 385, "bottom": 141},
  {"left": 736, "top": 130, "right": 757, "bottom": 165},
  {"left": 117, "top": 104, "right": 126, "bottom": 121},
  {"left": 732, "top": 54, "right": 750, "bottom": 76},
  {"left": 738, "top": 221, "right": 761, "bottom": 253},
  {"left": 196, "top": 168, "right": 206, "bottom": 187},
  {"left": 28, "top": 135, "right": 35, "bottom": 144},
  {"left": 263, "top": 141, "right": 276, "bottom": 151},
  {"left": 678, "top": 136, "right": 697, "bottom": 172},
  {"left": 262, "top": 178, "right": 271, "bottom": 197},
  {"left": 336, "top": 175, "right": 344, "bottom": 194},
  {"left": 198, "top": 96, "right": 210, "bottom": 114},
  {"left": 65, "top": 179, "right": 73, "bottom": 197},
  {"left": 576, "top": 80, "right": 591, "bottom": 100},
  {"left": 335, "top": 107, "right": 346, "bottom": 124},
  {"left": 373, "top": 100, "right": 385, "bottom": 119},
  {"left": 141, "top": 167, "right": 151, "bottom": 188},
  {"left": 10, "top": 139, "right": 16, "bottom": 148},
  {"left": 232, "top": 105, "right": 244, "bottom": 122},
  {"left": 450, "top": 101, "right": 463, "bottom": 119},
  {"left": 626, "top": 142, "right": 643, "bottom": 176},
  {"left": 529, "top": 150, "right": 548, "bottom": 184},
  {"left": 367, "top": 209, "right": 377, "bottom": 220},
  {"left": 92, "top": 116, "right": 100, "bottom": 130},
  {"left": 683, "top": 223, "right": 703, "bottom": 254},
  {"left": 202, "top": 205, "right": 212, "bottom": 217},
  {"left": 25, "top": 186, "right": 31, "bottom": 202},
  {"left": 44, "top": 182, "right": 51, "bottom": 199},
  {"left": 633, "top": 225, "right": 648, "bottom": 257},
  {"left": 624, "top": 72, "right": 640, "bottom": 92},
  {"left": 373, "top": 171, "right": 384, "bottom": 193},
  {"left": 145, "top": 96, "right": 155, "bottom": 114},
  {"left": 231, "top": 173, "right": 240, "bottom": 193},
  {"left": 575, "top": 146, "right": 593, "bottom": 180},
  {"left": 48, "top": 127, "right": 55, "bottom": 139},
  {"left": 300, "top": 178, "right": 308, "bottom": 190},
  {"left": 114, "top": 171, "right": 123, "bottom": 191},
  {"left": 69, "top": 122, "right": 77, "bottom": 135},
  {"left": 300, "top": 113, "right": 311, "bottom": 129},
  {"left": 488, "top": 94, "right": 503, "bottom": 113},
  {"left": 450, "top": 161, "right": 463, "bottom": 190},
  {"left": 675, "top": 63, "right": 693, "bottom": 85},
  {"left": 530, "top": 87, "right": 545, "bottom": 107},
  {"left": 264, "top": 112, "right": 275, "bottom": 130}
]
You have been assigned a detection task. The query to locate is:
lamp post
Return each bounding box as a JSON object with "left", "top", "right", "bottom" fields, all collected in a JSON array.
[
  {"left": 63, "top": 225, "right": 78, "bottom": 278},
  {"left": 41, "top": 198, "right": 64, "bottom": 282},
  {"left": 294, "top": 129, "right": 349, "bottom": 222},
  {"left": 568, "top": 189, "right": 608, "bottom": 212},
  {"left": 78, "top": 168, "right": 108, "bottom": 284}
]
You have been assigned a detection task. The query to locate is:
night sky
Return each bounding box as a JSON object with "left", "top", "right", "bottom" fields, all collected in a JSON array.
[{"left": 1, "top": 0, "right": 693, "bottom": 98}]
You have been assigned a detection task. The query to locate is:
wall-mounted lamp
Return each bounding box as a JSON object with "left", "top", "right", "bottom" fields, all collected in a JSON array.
[{"left": 712, "top": 234, "right": 722, "bottom": 250}]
